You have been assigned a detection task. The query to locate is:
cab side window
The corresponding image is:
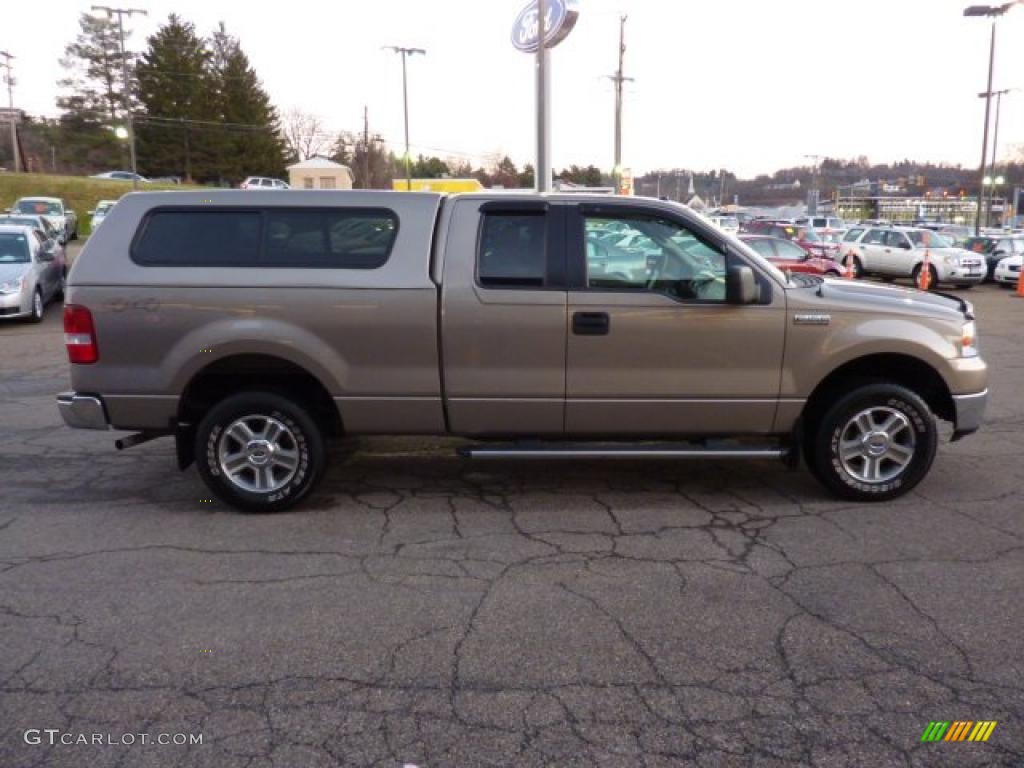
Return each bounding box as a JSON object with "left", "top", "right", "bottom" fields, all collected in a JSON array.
[
  {"left": 478, "top": 212, "right": 547, "bottom": 288},
  {"left": 583, "top": 214, "right": 728, "bottom": 302}
]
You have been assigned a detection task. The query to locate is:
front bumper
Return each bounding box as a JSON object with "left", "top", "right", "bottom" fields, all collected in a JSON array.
[
  {"left": 951, "top": 389, "right": 988, "bottom": 440},
  {"left": 57, "top": 392, "right": 110, "bottom": 430}
]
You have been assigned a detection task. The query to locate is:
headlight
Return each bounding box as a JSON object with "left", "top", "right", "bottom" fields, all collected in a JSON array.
[
  {"left": 960, "top": 321, "right": 978, "bottom": 358},
  {"left": 0, "top": 276, "right": 25, "bottom": 295},
  {"left": 943, "top": 255, "right": 961, "bottom": 267}
]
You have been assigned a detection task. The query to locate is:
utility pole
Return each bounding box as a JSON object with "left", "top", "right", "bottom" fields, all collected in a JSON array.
[
  {"left": 0, "top": 50, "right": 18, "bottom": 172},
  {"left": 383, "top": 46, "right": 425, "bottom": 191},
  {"left": 91, "top": 6, "right": 147, "bottom": 189},
  {"left": 606, "top": 15, "right": 633, "bottom": 192},
  {"left": 362, "top": 105, "right": 371, "bottom": 189}
]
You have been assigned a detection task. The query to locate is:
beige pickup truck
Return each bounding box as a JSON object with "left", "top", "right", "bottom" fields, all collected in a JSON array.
[{"left": 57, "top": 191, "right": 988, "bottom": 511}]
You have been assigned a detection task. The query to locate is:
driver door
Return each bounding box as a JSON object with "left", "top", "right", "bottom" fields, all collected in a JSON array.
[{"left": 565, "top": 205, "right": 787, "bottom": 435}]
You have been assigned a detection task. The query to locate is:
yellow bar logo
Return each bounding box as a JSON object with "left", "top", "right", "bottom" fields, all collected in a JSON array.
[{"left": 920, "top": 721, "right": 997, "bottom": 742}]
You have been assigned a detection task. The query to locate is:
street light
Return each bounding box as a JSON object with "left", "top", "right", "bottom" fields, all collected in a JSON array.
[
  {"left": 383, "top": 46, "right": 426, "bottom": 191},
  {"left": 963, "top": 1, "right": 1022, "bottom": 234}
]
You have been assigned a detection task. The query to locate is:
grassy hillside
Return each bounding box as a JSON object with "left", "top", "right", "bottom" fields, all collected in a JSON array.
[{"left": 0, "top": 172, "right": 200, "bottom": 234}]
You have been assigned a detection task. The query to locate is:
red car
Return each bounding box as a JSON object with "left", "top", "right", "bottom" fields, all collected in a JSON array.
[
  {"left": 742, "top": 222, "right": 841, "bottom": 261},
  {"left": 739, "top": 235, "right": 845, "bottom": 276}
]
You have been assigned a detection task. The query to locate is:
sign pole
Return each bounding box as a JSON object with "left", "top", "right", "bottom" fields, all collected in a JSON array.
[{"left": 535, "top": 0, "right": 551, "bottom": 192}]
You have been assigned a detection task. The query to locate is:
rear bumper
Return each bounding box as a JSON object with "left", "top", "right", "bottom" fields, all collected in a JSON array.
[
  {"left": 57, "top": 392, "right": 110, "bottom": 430},
  {"left": 951, "top": 389, "right": 987, "bottom": 440}
]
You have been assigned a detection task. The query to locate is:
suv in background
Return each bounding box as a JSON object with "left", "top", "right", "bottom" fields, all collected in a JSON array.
[
  {"left": 240, "top": 177, "right": 290, "bottom": 190},
  {"left": 963, "top": 235, "right": 1024, "bottom": 280},
  {"left": 841, "top": 226, "right": 985, "bottom": 287}
]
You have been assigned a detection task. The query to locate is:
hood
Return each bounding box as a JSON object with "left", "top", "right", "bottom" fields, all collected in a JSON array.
[
  {"left": 0, "top": 262, "right": 31, "bottom": 283},
  {"left": 792, "top": 277, "right": 970, "bottom": 322}
]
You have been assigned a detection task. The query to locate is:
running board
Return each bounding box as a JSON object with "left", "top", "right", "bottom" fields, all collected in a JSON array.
[{"left": 458, "top": 443, "right": 789, "bottom": 460}]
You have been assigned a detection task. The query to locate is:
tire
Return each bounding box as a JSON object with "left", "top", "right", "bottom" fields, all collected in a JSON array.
[
  {"left": 805, "top": 383, "right": 938, "bottom": 502},
  {"left": 195, "top": 391, "right": 326, "bottom": 513},
  {"left": 70, "top": 225, "right": 78, "bottom": 241},
  {"left": 910, "top": 263, "right": 938, "bottom": 291},
  {"left": 27, "top": 289, "right": 44, "bottom": 323}
]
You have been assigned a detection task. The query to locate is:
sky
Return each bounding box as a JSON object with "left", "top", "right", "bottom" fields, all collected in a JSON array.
[{"left": 4, "top": 0, "right": 1024, "bottom": 178}]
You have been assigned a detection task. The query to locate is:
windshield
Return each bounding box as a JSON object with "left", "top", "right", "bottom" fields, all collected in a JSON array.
[
  {"left": 16, "top": 200, "right": 61, "bottom": 216},
  {"left": 907, "top": 230, "right": 951, "bottom": 248},
  {"left": 964, "top": 237, "right": 995, "bottom": 254},
  {"left": 0, "top": 233, "right": 31, "bottom": 263}
]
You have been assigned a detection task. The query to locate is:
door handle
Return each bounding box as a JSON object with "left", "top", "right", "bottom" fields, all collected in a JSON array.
[{"left": 572, "top": 311, "right": 610, "bottom": 336}]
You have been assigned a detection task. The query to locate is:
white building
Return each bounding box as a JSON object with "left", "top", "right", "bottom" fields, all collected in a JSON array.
[{"left": 287, "top": 156, "right": 354, "bottom": 190}]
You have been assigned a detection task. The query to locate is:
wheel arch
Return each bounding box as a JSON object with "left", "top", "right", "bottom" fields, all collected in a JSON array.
[
  {"left": 178, "top": 353, "right": 343, "bottom": 440},
  {"left": 800, "top": 353, "right": 955, "bottom": 441}
]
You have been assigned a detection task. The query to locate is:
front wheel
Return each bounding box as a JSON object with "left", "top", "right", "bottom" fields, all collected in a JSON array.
[
  {"left": 195, "top": 391, "right": 327, "bottom": 512},
  {"left": 27, "top": 289, "right": 44, "bottom": 323},
  {"left": 806, "top": 383, "right": 938, "bottom": 502}
]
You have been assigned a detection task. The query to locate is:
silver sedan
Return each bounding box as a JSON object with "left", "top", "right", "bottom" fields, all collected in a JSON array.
[{"left": 0, "top": 225, "right": 66, "bottom": 322}]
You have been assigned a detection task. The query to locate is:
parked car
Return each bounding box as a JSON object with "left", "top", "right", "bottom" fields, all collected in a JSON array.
[
  {"left": 963, "top": 235, "right": 1024, "bottom": 280},
  {"left": 993, "top": 253, "right": 1022, "bottom": 287},
  {"left": 793, "top": 215, "right": 845, "bottom": 231},
  {"left": 91, "top": 171, "right": 149, "bottom": 183},
  {"left": 739, "top": 235, "right": 844, "bottom": 276},
  {"left": 240, "top": 176, "right": 290, "bottom": 190},
  {"left": 707, "top": 215, "right": 739, "bottom": 235},
  {"left": 936, "top": 224, "right": 973, "bottom": 247},
  {"left": 744, "top": 221, "right": 839, "bottom": 261},
  {"left": 57, "top": 191, "right": 987, "bottom": 511},
  {"left": 0, "top": 213, "right": 63, "bottom": 244},
  {"left": 10, "top": 197, "right": 78, "bottom": 242},
  {"left": 840, "top": 226, "right": 985, "bottom": 288},
  {"left": 88, "top": 200, "right": 118, "bottom": 232},
  {"left": 0, "top": 225, "right": 66, "bottom": 322}
]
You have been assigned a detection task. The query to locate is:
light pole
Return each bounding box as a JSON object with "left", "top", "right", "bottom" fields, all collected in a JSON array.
[
  {"left": 0, "top": 50, "right": 18, "bottom": 172},
  {"left": 383, "top": 46, "right": 425, "bottom": 191},
  {"left": 92, "top": 6, "right": 146, "bottom": 189},
  {"left": 963, "top": 2, "right": 1021, "bottom": 234},
  {"left": 979, "top": 87, "right": 1015, "bottom": 227}
]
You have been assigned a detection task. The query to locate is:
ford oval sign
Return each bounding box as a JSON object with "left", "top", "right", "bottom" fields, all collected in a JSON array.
[{"left": 511, "top": 0, "right": 580, "bottom": 53}]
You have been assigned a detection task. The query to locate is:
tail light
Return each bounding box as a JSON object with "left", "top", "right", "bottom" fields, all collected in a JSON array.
[{"left": 64, "top": 305, "right": 99, "bottom": 364}]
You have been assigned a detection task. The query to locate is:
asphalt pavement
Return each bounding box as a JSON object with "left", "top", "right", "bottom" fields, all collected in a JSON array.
[{"left": 1, "top": 260, "right": 1022, "bottom": 767}]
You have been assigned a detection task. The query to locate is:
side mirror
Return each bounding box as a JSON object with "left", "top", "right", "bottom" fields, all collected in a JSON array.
[{"left": 727, "top": 265, "right": 759, "bottom": 305}]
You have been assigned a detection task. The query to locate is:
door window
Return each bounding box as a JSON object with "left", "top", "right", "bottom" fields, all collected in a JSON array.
[
  {"left": 884, "top": 231, "right": 911, "bottom": 249},
  {"left": 478, "top": 212, "right": 547, "bottom": 288},
  {"left": 862, "top": 229, "right": 886, "bottom": 245},
  {"left": 775, "top": 240, "right": 808, "bottom": 261},
  {"left": 583, "top": 214, "right": 727, "bottom": 302},
  {"left": 745, "top": 239, "right": 776, "bottom": 259},
  {"left": 843, "top": 227, "right": 864, "bottom": 242}
]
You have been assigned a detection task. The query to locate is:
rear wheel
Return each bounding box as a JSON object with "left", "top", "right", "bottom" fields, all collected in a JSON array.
[
  {"left": 195, "top": 391, "right": 326, "bottom": 512},
  {"left": 805, "top": 383, "right": 937, "bottom": 502}
]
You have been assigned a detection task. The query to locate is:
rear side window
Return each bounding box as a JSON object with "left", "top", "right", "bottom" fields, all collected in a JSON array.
[
  {"left": 132, "top": 208, "right": 397, "bottom": 269},
  {"left": 478, "top": 212, "right": 546, "bottom": 288},
  {"left": 134, "top": 210, "right": 261, "bottom": 266},
  {"left": 264, "top": 209, "right": 396, "bottom": 268}
]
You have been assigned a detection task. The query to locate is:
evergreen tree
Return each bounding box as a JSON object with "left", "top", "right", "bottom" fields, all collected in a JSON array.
[
  {"left": 135, "top": 15, "right": 216, "bottom": 180},
  {"left": 56, "top": 12, "right": 135, "bottom": 169},
  {"left": 210, "top": 23, "right": 286, "bottom": 184}
]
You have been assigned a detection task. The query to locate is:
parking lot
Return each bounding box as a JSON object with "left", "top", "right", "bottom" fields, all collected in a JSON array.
[{"left": 1, "top": 254, "right": 1023, "bottom": 766}]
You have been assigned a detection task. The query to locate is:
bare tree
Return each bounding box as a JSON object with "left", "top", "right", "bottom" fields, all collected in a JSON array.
[{"left": 281, "top": 109, "right": 325, "bottom": 161}]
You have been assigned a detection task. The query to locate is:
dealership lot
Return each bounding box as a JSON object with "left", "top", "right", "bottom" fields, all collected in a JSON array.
[{"left": 1, "top": 267, "right": 1023, "bottom": 766}]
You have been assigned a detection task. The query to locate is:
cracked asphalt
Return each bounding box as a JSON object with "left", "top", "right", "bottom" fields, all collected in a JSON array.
[{"left": 1, "top": 265, "right": 1022, "bottom": 767}]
